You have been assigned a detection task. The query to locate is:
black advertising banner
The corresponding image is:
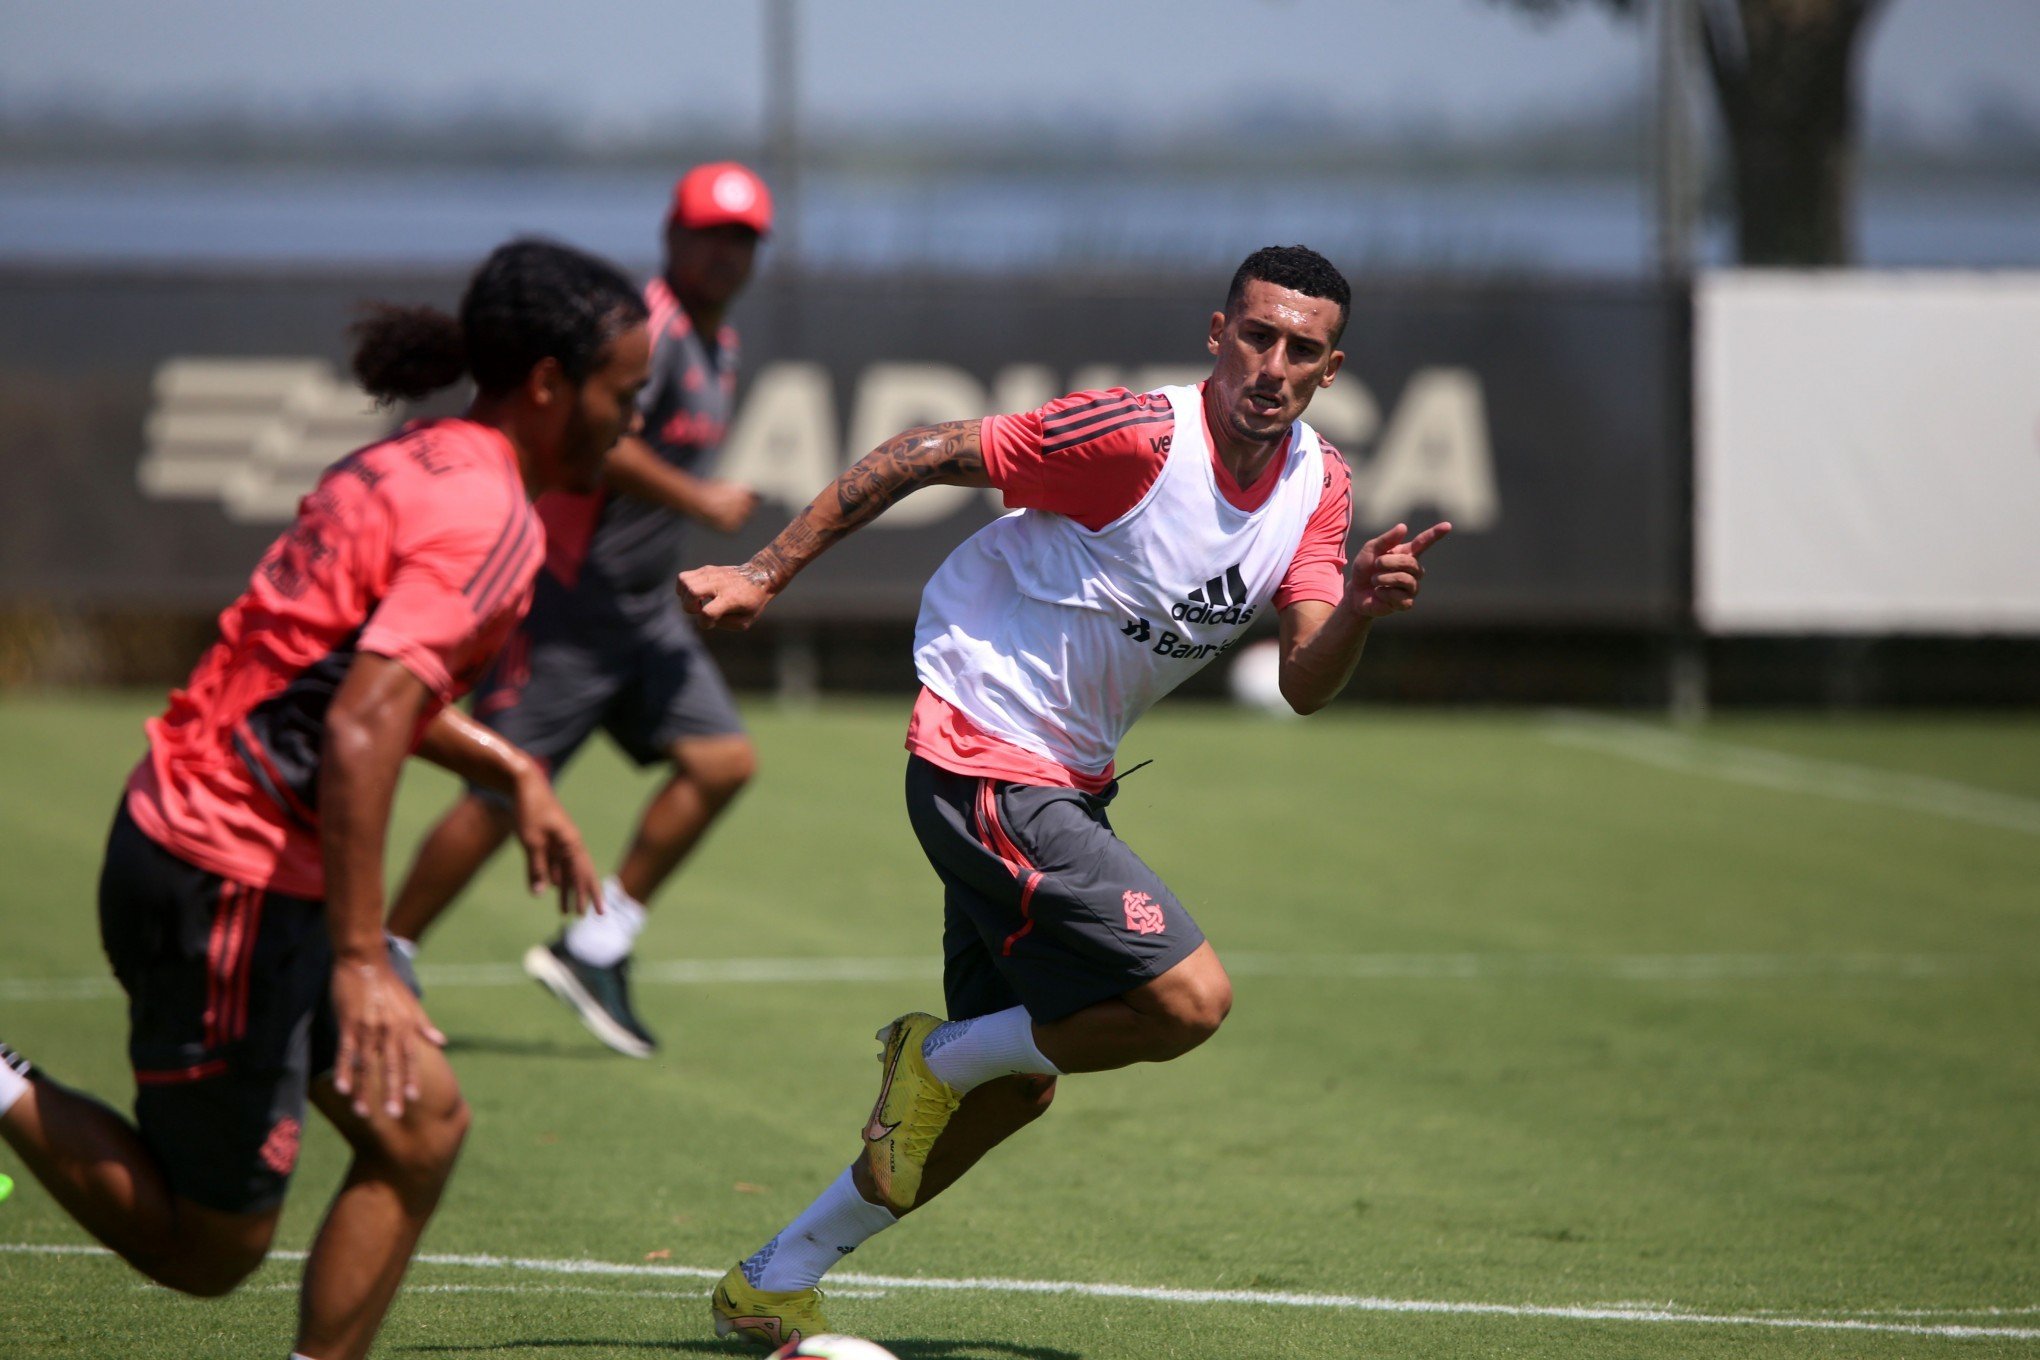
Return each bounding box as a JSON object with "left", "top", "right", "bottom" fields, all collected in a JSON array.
[
  {"left": 0, "top": 267, "right": 459, "bottom": 608},
  {"left": 0, "top": 266, "right": 1685, "bottom": 626}
]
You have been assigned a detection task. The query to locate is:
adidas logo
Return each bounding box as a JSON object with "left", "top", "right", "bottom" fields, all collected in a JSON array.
[
  {"left": 1170, "top": 564, "right": 1255, "bottom": 627},
  {"left": 1119, "top": 562, "right": 1260, "bottom": 664}
]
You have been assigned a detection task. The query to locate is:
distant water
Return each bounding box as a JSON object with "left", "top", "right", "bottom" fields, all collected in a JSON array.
[{"left": 2, "top": 164, "right": 2037, "bottom": 275}]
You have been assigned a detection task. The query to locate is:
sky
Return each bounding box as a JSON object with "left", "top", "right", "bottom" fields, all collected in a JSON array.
[{"left": 2, "top": 0, "right": 2035, "bottom": 143}]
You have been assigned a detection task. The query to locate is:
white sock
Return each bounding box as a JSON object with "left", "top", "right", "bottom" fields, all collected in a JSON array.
[
  {"left": 744, "top": 1164, "right": 897, "bottom": 1292},
  {"left": 0, "top": 1052, "right": 29, "bottom": 1119},
  {"left": 922, "top": 1005, "right": 1059, "bottom": 1094},
  {"left": 387, "top": 934, "right": 419, "bottom": 964},
  {"left": 564, "top": 877, "right": 647, "bottom": 967}
]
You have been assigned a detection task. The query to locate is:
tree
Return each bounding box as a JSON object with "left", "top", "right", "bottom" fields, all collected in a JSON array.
[{"left": 1491, "top": 0, "right": 1892, "bottom": 266}]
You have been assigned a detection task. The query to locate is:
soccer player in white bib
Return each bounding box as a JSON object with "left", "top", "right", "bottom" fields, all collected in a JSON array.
[{"left": 682, "top": 245, "right": 1450, "bottom": 1348}]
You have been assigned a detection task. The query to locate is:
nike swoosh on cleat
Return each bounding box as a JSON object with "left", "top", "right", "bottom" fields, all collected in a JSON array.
[
  {"left": 733, "top": 1315, "right": 788, "bottom": 1345},
  {"left": 862, "top": 1026, "right": 905, "bottom": 1143}
]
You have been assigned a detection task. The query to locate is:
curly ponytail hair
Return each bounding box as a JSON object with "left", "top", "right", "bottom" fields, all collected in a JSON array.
[
  {"left": 351, "top": 237, "right": 648, "bottom": 405},
  {"left": 351, "top": 303, "right": 467, "bottom": 404}
]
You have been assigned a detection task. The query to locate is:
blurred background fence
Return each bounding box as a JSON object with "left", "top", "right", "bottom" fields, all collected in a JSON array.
[
  {"left": 3, "top": 261, "right": 2033, "bottom": 706},
  {"left": 3, "top": 0, "right": 2037, "bottom": 707}
]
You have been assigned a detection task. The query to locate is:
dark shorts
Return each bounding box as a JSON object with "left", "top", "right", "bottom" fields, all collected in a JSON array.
[
  {"left": 467, "top": 584, "right": 744, "bottom": 802},
  {"left": 97, "top": 805, "right": 333, "bottom": 1215},
  {"left": 904, "top": 756, "right": 1205, "bottom": 1024}
]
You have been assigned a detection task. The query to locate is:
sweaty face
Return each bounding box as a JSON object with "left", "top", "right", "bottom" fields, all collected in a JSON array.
[
  {"left": 667, "top": 224, "right": 761, "bottom": 311},
  {"left": 556, "top": 323, "right": 651, "bottom": 492},
  {"left": 1205, "top": 280, "right": 1345, "bottom": 448}
]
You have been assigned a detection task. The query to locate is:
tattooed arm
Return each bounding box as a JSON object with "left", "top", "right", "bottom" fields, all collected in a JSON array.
[{"left": 677, "top": 420, "right": 988, "bottom": 630}]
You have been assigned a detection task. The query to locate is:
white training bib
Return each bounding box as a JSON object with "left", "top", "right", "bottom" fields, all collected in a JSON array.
[{"left": 915, "top": 384, "right": 1326, "bottom": 775}]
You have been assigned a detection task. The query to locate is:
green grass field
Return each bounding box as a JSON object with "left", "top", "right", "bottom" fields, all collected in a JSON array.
[{"left": 2, "top": 693, "right": 2036, "bottom": 1359}]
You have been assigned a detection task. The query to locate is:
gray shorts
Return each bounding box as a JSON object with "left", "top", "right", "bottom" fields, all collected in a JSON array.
[
  {"left": 904, "top": 756, "right": 1205, "bottom": 1024},
  {"left": 468, "top": 581, "right": 744, "bottom": 800}
]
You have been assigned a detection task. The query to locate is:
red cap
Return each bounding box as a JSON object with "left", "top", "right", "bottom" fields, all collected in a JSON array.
[{"left": 667, "top": 162, "right": 773, "bottom": 236}]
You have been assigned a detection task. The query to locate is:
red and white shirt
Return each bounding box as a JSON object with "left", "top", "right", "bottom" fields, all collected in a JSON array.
[
  {"left": 908, "top": 384, "right": 1352, "bottom": 789},
  {"left": 125, "top": 418, "right": 545, "bottom": 898}
]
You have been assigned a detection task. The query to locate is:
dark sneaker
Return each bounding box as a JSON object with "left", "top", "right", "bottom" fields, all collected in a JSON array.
[{"left": 522, "top": 938, "right": 656, "bottom": 1058}]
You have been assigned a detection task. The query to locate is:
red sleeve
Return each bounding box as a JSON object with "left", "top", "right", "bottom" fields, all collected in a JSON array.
[
  {"left": 358, "top": 481, "right": 535, "bottom": 701},
  {"left": 1274, "top": 440, "right": 1353, "bottom": 611},
  {"left": 979, "top": 388, "right": 1176, "bottom": 531}
]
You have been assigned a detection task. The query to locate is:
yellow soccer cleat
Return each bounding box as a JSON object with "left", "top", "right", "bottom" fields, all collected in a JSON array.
[
  {"left": 860, "top": 1012, "right": 962, "bottom": 1212},
  {"left": 711, "top": 1262, "right": 828, "bottom": 1350}
]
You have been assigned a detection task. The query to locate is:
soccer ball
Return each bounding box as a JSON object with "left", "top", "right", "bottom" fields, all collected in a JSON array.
[
  {"left": 1226, "top": 637, "right": 1295, "bottom": 717},
  {"left": 768, "top": 1336, "right": 900, "bottom": 1360}
]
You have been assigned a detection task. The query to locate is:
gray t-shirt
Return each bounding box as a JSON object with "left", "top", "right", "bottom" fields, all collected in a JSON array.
[{"left": 541, "top": 276, "right": 738, "bottom": 623}]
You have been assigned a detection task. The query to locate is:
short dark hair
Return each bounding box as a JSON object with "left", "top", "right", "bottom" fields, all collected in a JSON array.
[
  {"left": 351, "top": 237, "right": 648, "bottom": 403},
  {"left": 1225, "top": 245, "right": 1350, "bottom": 341}
]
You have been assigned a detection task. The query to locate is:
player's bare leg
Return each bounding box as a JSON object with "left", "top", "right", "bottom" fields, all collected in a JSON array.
[
  {"left": 0, "top": 1073, "right": 277, "bottom": 1294},
  {"left": 1032, "top": 941, "right": 1233, "bottom": 1073},
  {"left": 296, "top": 1044, "right": 470, "bottom": 1360},
  {"left": 848, "top": 1072, "right": 1057, "bottom": 1212},
  {"left": 720, "top": 942, "right": 1233, "bottom": 1338},
  {"left": 716, "top": 947, "right": 1222, "bottom": 1335},
  {"left": 386, "top": 794, "right": 513, "bottom": 945},
  {"left": 613, "top": 733, "right": 756, "bottom": 903},
  {"left": 532, "top": 733, "right": 754, "bottom": 1056},
  {"left": 847, "top": 944, "right": 1230, "bottom": 1213}
]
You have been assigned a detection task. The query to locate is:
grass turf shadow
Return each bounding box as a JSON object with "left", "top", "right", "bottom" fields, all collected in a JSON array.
[
  {"left": 439, "top": 1035, "right": 619, "bottom": 1059},
  {"left": 397, "top": 1339, "right": 1081, "bottom": 1358}
]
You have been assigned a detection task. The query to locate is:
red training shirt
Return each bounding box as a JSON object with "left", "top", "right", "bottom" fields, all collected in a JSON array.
[{"left": 124, "top": 418, "right": 545, "bottom": 898}]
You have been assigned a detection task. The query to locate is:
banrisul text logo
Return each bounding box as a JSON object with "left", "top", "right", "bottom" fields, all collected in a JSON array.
[
  {"left": 1120, "top": 562, "right": 1258, "bottom": 663},
  {"left": 1121, "top": 613, "right": 1247, "bottom": 662},
  {"left": 1171, "top": 564, "right": 1255, "bottom": 628}
]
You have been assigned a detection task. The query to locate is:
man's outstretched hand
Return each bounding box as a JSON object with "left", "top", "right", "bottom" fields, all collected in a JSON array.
[
  {"left": 678, "top": 563, "right": 775, "bottom": 631},
  {"left": 1344, "top": 521, "right": 1451, "bottom": 619}
]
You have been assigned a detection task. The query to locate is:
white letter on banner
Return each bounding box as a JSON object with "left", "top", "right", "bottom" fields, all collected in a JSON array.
[
  {"left": 1067, "top": 364, "right": 1123, "bottom": 394},
  {"left": 717, "top": 362, "right": 839, "bottom": 511},
  {"left": 845, "top": 364, "right": 988, "bottom": 527},
  {"left": 1300, "top": 378, "right": 1380, "bottom": 459},
  {"left": 1127, "top": 365, "right": 1209, "bottom": 394},
  {"left": 982, "top": 365, "right": 1059, "bottom": 511},
  {"left": 1359, "top": 368, "right": 1499, "bottom": 531},
  {"left": 1067, "top": 364, "right": 1207, "bottom": 397},
  {"left": 990, "top": 364, "right": 1057, "bottom": 417}
]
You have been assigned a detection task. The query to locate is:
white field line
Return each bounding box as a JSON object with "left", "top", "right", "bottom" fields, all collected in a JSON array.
[
  {"left": 1218, "top": 953, "right": 2012, "bottom": 981},
  {"left": 6, "top": 1243, "right": 2035, "bottom": 1342},
  {"left": 235, "top": 1282, "right": 705, "bottom": 1301},
  {"left": 2, "top": 951, "right": 2025, "bottom": 1004},
  {"left": 1543, "top": 713, "right": 2040, "bottom": 837},
  {"left": 1744, "top": 1306, "right": 2040, "bottom": 1318},
  {"left": 0, "top": 958, "right": 938, "bottom": 1001},
  {"left": 237, "top": 1281, "right": 892, "bottom": 1301}
]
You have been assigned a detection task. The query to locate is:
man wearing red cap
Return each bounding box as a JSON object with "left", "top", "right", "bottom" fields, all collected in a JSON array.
[{"left": 385, "top": 164, "right": 773, "bottom": 1057}]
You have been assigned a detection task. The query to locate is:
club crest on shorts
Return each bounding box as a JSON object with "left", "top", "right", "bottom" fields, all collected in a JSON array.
[{"left": 1122, "top": 890, "right": 1165, "bottom": 936}]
